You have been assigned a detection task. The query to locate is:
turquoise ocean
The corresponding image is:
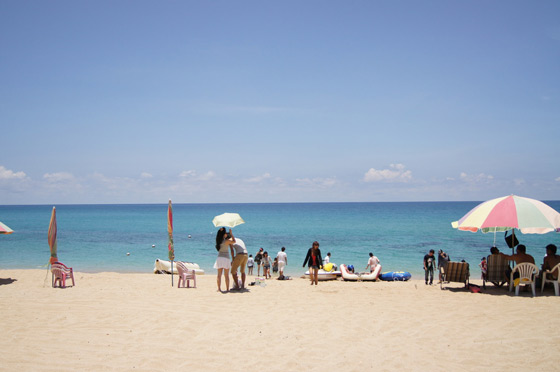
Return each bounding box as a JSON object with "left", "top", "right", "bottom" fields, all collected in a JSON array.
[{"left": 1, "top": 202, "right": 559, "bottom": 278}]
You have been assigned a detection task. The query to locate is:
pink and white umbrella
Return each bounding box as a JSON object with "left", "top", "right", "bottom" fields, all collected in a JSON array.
[
  {"left": 452, "top": 195, "right": 560, "bottom": 234},
  {"left": 0, "top": 221, "right": 13, "bottom": 234}
]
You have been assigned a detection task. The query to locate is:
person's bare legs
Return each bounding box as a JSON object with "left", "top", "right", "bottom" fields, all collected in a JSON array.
[
  {"left": 224, "top": 268, "right": 230, "bottom": 291},
  {"left": 313, "top": 268, "right": 319, "bottom": 285},
  {"left": 217, "top": 268, "right": 223, "bottom": 292},
  {"left": 241, "top": 272, "right": 246, "bottom": 288}
]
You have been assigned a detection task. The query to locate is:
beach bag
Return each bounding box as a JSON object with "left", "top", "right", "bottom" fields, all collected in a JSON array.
[{"left": 504, "top": 230, "right": 519, "bottom": 248}]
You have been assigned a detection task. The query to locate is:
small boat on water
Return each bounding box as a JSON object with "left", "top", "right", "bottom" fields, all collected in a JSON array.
[{"left": 154, "top": 259, "right": 205, "bottom": 275}]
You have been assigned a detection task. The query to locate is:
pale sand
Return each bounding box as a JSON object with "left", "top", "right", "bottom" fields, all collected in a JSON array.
[{"left": 0, "top": 270, "right": 558, "bottom": 372}]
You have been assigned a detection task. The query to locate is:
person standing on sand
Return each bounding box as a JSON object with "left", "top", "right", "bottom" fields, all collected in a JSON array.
[
  {"left": 423, "top": 249, "right": 436, "bottom": 285},
  {"left": 437, "top": 249, "right": 450, "bottom": 283},
  {"left": 255, "top": 248, "right": 264, "bottom": 276},
  {"left": 365, "top": 252, "right": 380, "bottom": 273},
  {"left": 230, "top": 237, "right": 248, "bottom": 290},
  {"left": 277, "top": 247, "right": 288, "bottom": 279},
  {"left": 214, "top": 227, "right": 235, "bottom": 292},
  {"left": 262, "top": 251, "right": 272, "bottom": 279},
  {"left": 303, "top": 241, "right": 323, "bottom": 285},
  {"left": 247, "top": 254, "right": 254, "bottom": 275}
]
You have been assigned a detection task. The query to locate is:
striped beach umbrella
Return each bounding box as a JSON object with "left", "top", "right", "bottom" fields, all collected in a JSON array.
[
  {"left": 48, "top": 207, "right": 58, "bottom": 264},
  {"left": 167, "top": 200, "right": 174, "bottom": 286},
  {"left": 452, "top": 195, "right": 560, "bottom": 234},
  {"left": 0, "top": 221, "right": 13, "bottom": 234},
  {"left": 168, "top": 200, "right": 174, "bottom": 260}
]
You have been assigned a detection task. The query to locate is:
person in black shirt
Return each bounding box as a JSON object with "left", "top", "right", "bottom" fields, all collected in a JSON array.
[{"left": 423, "top": 249, "right": 436, "bottom": 285}]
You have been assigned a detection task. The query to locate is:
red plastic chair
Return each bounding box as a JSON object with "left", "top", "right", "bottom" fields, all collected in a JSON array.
[
  {"left": 177, "top": 261, "right": 196, "bottom": 288},
  {"left": 51, "top": 262, "right": 75, "bottom": 288}
]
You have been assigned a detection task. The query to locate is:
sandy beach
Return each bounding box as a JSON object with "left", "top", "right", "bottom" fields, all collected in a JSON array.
[{"left": 0, "top": 269, "right": 558, "bottom": 372}]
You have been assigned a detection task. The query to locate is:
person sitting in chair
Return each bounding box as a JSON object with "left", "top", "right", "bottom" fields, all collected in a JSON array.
[
  {"left": 500, "top": 245, "right": 535, "bottom": 283},
  {"left": 542, "top": 244, "right": 560, "bottom": 280}
]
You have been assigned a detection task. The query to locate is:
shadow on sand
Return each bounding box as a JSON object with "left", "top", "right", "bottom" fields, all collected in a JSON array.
[{"left": 0, "top": 278, "right": 17, "bottom": 286}]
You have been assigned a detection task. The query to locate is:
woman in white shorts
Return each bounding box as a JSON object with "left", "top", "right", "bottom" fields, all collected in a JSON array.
[{"left": 214, "top": 227, "right": 235, "bottom": 292}]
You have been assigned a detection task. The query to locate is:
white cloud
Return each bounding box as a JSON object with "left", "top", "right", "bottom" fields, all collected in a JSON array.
[
  {"left": 43, "top": 172, "right": 75, "bottom": 182},
  {"left": 459, "top": 172, "right": 494, "bottom": 183},
  {"left": 179, "top": 170, "right": 197, "bottom": 178},
  {"left": 363, "top": 164, "right": 412, "bottom": 183},
  {"left": 246, "top": 173, "right": 272, "bottom": 183},
  {"left": 0, "top": 166, "right": 26, "bottom": 180},
  {"left": 296, "top": 177, "right": 338, "bottom": 188},
  {"left": 178, "top": 170, "right": 216, "bottom": 181},
  {"left": 140, "top": 172, "right": 153, "bottom": 179},
  {"left": 555, "top": 177, "right": 560, "bottom": 182}
]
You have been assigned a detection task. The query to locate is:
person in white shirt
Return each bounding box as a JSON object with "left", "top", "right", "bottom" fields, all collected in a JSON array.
[
  {"left": 365, "top": 252, "right": 380, "bottom": 273},
  {"left": 323, "top": 252, "right": 331, "bottom": 265},
  {"left": 276, "top": 247, "right": 288, "bottom": 278},
  {"left": 230, "top": 238, "right": 248, "bottom": 289}
]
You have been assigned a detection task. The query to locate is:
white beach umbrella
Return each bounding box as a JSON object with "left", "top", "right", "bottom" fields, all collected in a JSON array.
[{"left": 212, "top": 213, "right": 245, "bottom": 228}]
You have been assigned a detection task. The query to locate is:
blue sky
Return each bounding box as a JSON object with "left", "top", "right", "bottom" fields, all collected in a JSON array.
[{"left": 1, "top": 1, "right": 559, "bottom": 204}]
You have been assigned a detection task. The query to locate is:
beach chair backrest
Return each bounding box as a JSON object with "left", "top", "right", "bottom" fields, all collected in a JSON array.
[
  {"left": 486, "top": 255, "right": 509, "bottom": 282},
  {"left": 177, "top": 262, "right": 195, "bottom": 277},
  {"left": 445, "top": 261, "right": 469, "bottom": 282},
  {"left": 512, "top": 262, "right": 538, "bottom": 282}
]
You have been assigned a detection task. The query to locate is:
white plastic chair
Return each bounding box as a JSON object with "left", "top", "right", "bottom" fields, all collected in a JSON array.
[
  {"left": 541, "top": 263, "right": 560, "bottom": 296},
  {"left": 509, "top": 263, "right": 538, "bottom": 297},
  {"left": 176, "top": 262, "right": 196, "bottom": 288}
]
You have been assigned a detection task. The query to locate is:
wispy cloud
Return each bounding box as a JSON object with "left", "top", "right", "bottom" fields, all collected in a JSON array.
[
  {"left": 43, "top": 172, "right": 75, "bottom": 182},
  {"left": 179, "top": 170, "right": 217, "bottom": 181},
  {"left": 245, "top": 173, "right": 272, "bottom": 183},
  {"left": 296, "top": 177, "right": 338, "bottom": 188},
  {"left": 459, "top": 172, "right": 494, "bottom": 183},
  {"left": 363, "top": 164, "right": 412, "bottom": 183},
  {"left": 0, "top": 165, "right": 26, "bottom": 180}
]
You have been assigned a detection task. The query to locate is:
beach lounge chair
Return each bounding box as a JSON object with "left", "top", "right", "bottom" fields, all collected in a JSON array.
[
  {"left": 51, "top": 262, "right": 75, "bottom": 288},
  {"left": 509, "top": 262, "right": 538, "bottom": 297},
  {"left": 541, "top": 263, "right": 560, "bottom": 296},
  {"left": 440, "top": 261, "right": 469, "bottom": 289},
  {"left": 177, "top": 261, "right": 196, "bottom": 288},
  {"left": 483, "top": 254, "right": 509, "bottom": 289}
]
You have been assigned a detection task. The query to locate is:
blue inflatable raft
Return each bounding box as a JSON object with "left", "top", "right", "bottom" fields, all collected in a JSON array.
[{"left": 379, "top": 271, "right": 411, "bottom": 281}]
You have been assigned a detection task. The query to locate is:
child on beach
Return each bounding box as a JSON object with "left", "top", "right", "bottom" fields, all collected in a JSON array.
[
  {"left": 262, "top": 251, "right": 272, "bottom": 279},
  {"left": 247, "top": 254, "right": 254, "bottom": 275},
  {"left": 272, "top": 257, "right": 278, "bottom": 275},
  {"left": 479, "top": 257, "right": 487, "bottom": 280}
]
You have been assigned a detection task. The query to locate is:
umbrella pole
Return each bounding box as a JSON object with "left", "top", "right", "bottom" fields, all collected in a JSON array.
[{"left": 171, "top": 260, "right": 174, "bottom": 287}]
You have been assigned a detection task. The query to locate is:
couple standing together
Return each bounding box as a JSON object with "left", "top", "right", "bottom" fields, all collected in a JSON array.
[{"left": 214, "top": 227, "right": 248, "bottom": 292}]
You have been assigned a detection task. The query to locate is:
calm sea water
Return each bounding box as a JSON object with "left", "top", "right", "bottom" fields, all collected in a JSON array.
[{"left": 1, "top": 202, "right": 559, "bottom": 278}]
